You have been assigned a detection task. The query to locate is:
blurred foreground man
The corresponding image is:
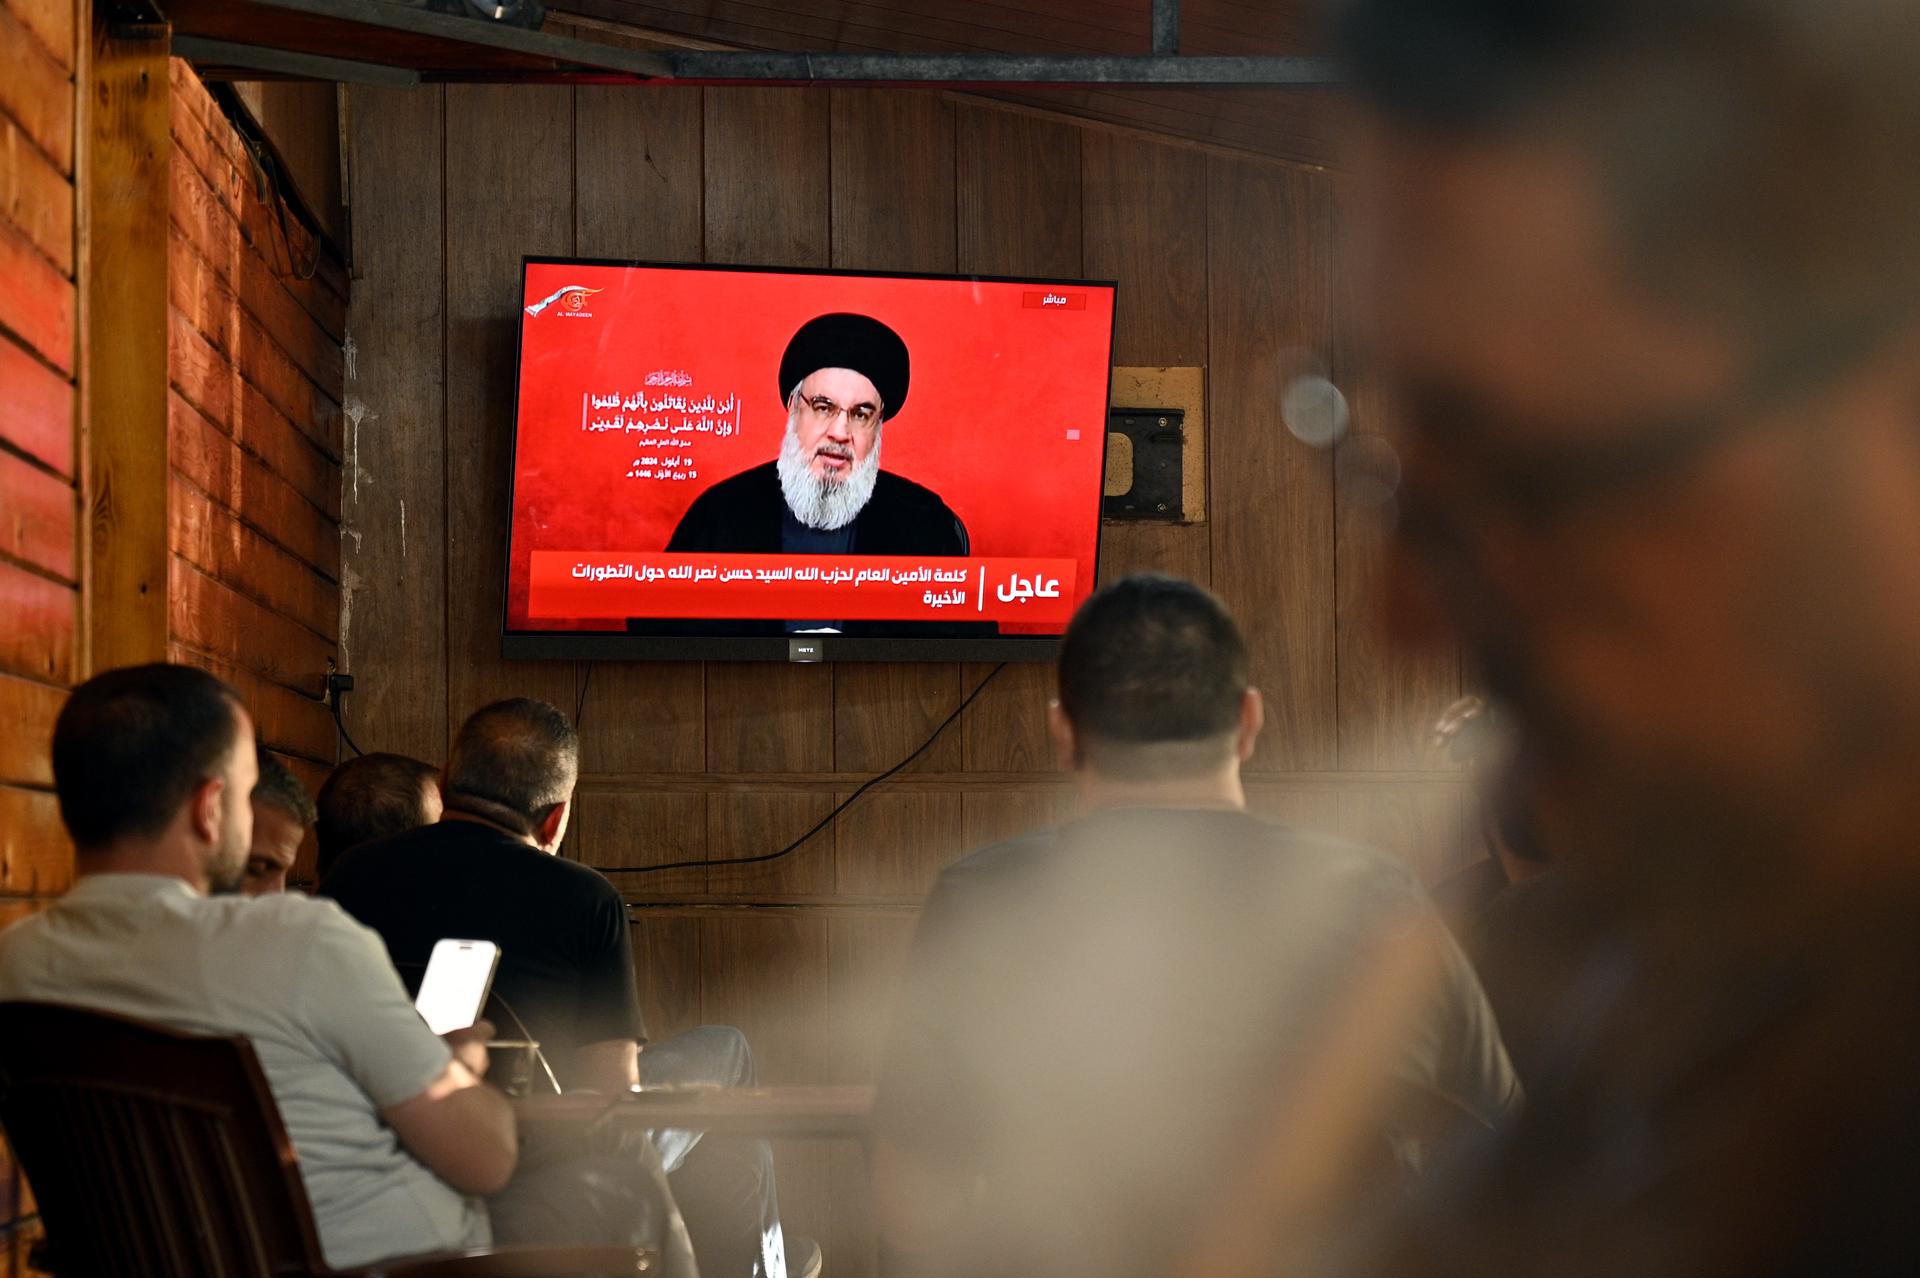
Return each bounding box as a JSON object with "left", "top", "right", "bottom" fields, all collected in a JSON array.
[
  {"left": 1320, "top": 0, "right": 1920, "bottom": 1273},
  {"left": 0, "top": 665, "right": 510, "bottom": 1269},
  {"left": 875, "top": 576, "right": 1518, "bottom": 1278}
]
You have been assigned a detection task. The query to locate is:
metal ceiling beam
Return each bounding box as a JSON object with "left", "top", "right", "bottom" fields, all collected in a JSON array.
[
  {"left": 173, "top": 35, "right": 421, "bottom": 85},
  {"left": 164, "top": 0, "right": 1342, "bottom": 86},
  {"left": 1151, "top": 0, "right": 1180, "bottom": 56},
  {"left": 655, "top": 51, "right": 1339, "bottom": 87}
]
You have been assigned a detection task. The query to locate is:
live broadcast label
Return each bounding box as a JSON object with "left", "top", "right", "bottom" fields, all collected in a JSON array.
[{"left": 529, "top": 552, "right": 1079, "bottom": 624}]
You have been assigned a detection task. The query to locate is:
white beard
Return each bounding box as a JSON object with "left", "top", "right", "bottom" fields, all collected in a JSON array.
[{"left": 777, "top": 418, "right": 883, "bottom": 531}]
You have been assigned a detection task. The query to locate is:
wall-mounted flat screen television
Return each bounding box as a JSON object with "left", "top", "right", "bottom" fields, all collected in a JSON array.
[{"left": 503, "top": 258, "right": 1117, "bottom": 662}]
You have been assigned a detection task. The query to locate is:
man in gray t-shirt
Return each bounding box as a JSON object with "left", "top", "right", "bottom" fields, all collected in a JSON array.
[
  {"left": 0, "top": 664, "right": 517, "bottom": 1271},
  {"left": 875, "top": 578, "right": 1519, "bottom": 1278}
]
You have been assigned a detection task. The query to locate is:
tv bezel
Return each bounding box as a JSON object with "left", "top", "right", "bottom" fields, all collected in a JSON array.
[{"left": 501, "top": 255, "right": 1117, "bottom": 664}]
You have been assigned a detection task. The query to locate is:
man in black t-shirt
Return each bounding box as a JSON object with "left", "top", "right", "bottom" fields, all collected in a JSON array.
[
  {"left": 874, "top": 577, "right": 1520, "bottom": 1278},
  {"left": 321, "top": 699, "right": 814, "bottom": 1278}
]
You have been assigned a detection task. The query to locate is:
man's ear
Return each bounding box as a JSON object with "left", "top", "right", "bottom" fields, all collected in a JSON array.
[
  {"left": 189, "top": 776, "right": 227, "bottom": 846},
  {"left": 536, "top": 797, "right": 572, "bottom": 852},
  {"left": 1047, "top": 701, "right": 1080, "bottom": 772},
  {"left": 1236, "top": 688, "right": 1265, "bottom": 763}
]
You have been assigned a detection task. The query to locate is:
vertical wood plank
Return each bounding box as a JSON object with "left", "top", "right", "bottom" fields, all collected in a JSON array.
[
  {"left": 572, "top": 85, "right": 708, "bottom": 773},
  {"left": 832, "top": 788, "right": 964, "bottom": 899},
  {"left": 828, "top": 88, "right": 966, "bottom": 778},
  {"left": 955, "top": 105, "right": 1082, "bottom": 773},
  {"left": 705, "top": 790, "right": 836, "bottom": 896},
  {"left": 443, "top": 85, "right": 577, "bottom": 730},
  {"left": 570, "top": 787, "right": 708, "bottom": 899},
  {"left": 341, "top": 85, "right": 449, "bottom": 761},
  {"left": 85, "top": 21, "right": 171, "bottom": 674},
  {"left": 1207, "top": 158, "right": 1338, "bottom": 772},
  {"left": 701, "top": 86, "right": 835, "bottom": 781},
  {"left": 630, "top": 911, "right": 702, "bottom": 1041},
  {"left": 1082, "top": 131, "right": 1207, "bottom": 368}
]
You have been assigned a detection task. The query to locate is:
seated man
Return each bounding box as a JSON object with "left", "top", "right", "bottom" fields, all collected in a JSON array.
[
  {"left": 321, "top": 699, "right": 814, "bottom": 1278},
  {"left": 244, "top": 747, "right": 315, "bottom": 894},
  {"left": 874, "top": 576, "right": 1521, "bottom": 1278},
  {"left": 0, "top": 664, "right": 514, "bottom": 1271},
  {"left": 315, "top": 750, "right": 442, "bottom": 881}
]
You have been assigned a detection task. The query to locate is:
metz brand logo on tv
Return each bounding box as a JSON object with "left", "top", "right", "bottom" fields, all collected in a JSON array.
[{"left": 525, "top": 285, "right": 604, "bottom": 319}]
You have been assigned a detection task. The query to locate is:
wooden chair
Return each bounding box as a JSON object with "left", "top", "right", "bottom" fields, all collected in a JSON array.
[{"left": 0, "top": 1002, "right": 655, "bottom": 1277}]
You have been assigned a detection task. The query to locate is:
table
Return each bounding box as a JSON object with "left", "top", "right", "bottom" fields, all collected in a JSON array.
[{"left": 513, "top": 1084, "right": 877, "bottom": 1140}]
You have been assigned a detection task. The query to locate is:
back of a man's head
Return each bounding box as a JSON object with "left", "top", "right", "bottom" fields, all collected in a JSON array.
[
  {"left": 315, "top": 752, "right": 440, "bottom": 878},
  {"left": 53, "top": 663, "right": 245, "bottom": 852},
  {"left": 1057, "top": 576, "right": 1251, "bottom": 782},
  {"left": 443, "top": 699, "right": 579, "bottom": 832}
]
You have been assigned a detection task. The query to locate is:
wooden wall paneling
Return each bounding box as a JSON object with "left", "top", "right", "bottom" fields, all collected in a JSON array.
[
  {"left": 0, "top": 199, "right": 73, "bottom": 381},
  {"left": 6, "top": 0, "right": 75, "bottom": 73},
  {"left": 168, "top": 473, "right": 338, "bottom": 642},
  {"left": 629, "top": 910, "right": 702, "bottom": 1040},
  {"left": 341, "top": 85, "right": 450, "bottom": 762},
  {"left": 2, "top": 114, "right": 72, "bottom": 275},
  {"left": 1206, "top": 158, "right": 1337, "bottom": 771},
  {"left": 1244, "top": 778, "right": 1344, "bottom": 835},
  {"left": 700, "top": 86, "right": 834, "bottom": 777},
  {"left": 86, "top": 21, "right": 171, "bottom": 673},
  {"left": 0, "top": 558, "right": 72, "bottom": 686},
  {"left": 960, "top": 784, "right": 1075, "bottom": 849},
  {"left": 169, "top": 557, "right": 331, "bottom": 698},
  {"left": 165, "top": 285, "right": 340, "bottom": 521},
  {"left": 0, "top": 447, "right": 73, "bottom": 580},
  {"left": 823, "top": 910, "right": 917, "bottom": 1278},
  {"left": 1083, "top": 130, "right": 1213, "bottom": 591},
  {"left": 831, "top": 787, "right": 964, "bottom": 899},
  {"left": 570, "top": 786, "right": 709, "bottom": 899},
  {"left": 0, "top": 332, "right": 72, "bottom": 475},
  {"left": 955, "top": 105, "right": 1082, "bottom": 774},
  {"left": 705, "top": 789, "right": 837, "bottom": 896},
  {"left": 0, "top": 672, "right": 62, "bottom": 786},
  {"left": 169, "top": 381, "right": 341, "bottom": 580},
  {"left": 168, "top": 642, "right": 337, "bottom": 764},
  {"left": 443, "top": 84, "right": 578, "bottom": 728},
  {"left": 0, "top": 785, "right": 71, "bottom": 895},
  {"left": 0, "top": 0, "right": 73, "bottom": 176},
  {"left": 696, "top": 909, "right": 834, "bottom": 1259},
  {"left": 828, "top": 88, "right": 965, "bottom": 776},
  {"left": 572, "top": 83, "right": 707, "bottom": 770}
]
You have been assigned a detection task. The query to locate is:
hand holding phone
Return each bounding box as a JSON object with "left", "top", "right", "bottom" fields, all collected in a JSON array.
[{"left": 415, "top": 938, "right": 501, "bottom": 1035}]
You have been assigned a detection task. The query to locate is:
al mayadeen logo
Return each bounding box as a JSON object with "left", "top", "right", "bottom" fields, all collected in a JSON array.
[{"left": 525, "top": 285, "right": 604, "bottom": 318}]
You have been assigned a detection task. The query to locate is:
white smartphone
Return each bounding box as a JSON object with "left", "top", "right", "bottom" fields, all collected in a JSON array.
[{"left": 414, "top": 939, "right": 502, "bottom": 1035}]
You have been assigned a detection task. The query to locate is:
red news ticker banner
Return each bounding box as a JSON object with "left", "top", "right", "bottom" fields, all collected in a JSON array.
[{"left": 530, "top": 552, "right": 1079, "bottom": 625}]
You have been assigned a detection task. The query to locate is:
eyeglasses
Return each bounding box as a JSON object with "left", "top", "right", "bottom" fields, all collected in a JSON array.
[{"left": 795, "top": 393, "right": 880, "bottom": 432}]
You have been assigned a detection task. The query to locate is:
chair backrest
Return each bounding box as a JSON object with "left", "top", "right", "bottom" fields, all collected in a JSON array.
[{"left": 0, "top": 1001, "right": 333, "bottom": 1278}]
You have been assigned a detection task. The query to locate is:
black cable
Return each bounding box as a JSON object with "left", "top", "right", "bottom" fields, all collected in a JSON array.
[
  {"left": 574, "top": 663, "right": 594, "bottom": 731},
  {"left": 604, "top": 661, "right": 1007, "bottom": 877},
  {"left": 331, "top": 694, "right": 366, "bottom": 758}
]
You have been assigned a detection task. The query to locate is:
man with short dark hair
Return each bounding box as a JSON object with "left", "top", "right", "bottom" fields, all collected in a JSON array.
[
  {"left": 322, "top": 698, "right": 813, "bottom": 1278},
  {"left": 245, "top": 747, "right": 316, "bottom": 894},
  {"left": 873, "top": 576, "right": 1519, "bottom": 1278},
  {"left": 0, "top": 664, "right": 513, "bottom": 1270},
  {"left": 1313, "top": 0, "right": 1920, "bottom": 1273},
  {"left": 315, "top": 752, "right": 443, "bottom": 881}
]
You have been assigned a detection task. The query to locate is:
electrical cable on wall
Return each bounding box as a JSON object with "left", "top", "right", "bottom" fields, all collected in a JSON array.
[{"left": 602, "top": 661, "right": 1007, "bottom": 879}]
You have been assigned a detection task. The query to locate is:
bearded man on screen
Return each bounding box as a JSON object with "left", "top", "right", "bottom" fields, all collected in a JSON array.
[{"left": 666, "top": 312, "right": 971, "bottom": 557}]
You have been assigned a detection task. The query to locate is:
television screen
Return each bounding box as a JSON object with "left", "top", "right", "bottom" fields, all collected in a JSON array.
[{"left": 503, "top": 258, "right": 1117, "bottom": 661}]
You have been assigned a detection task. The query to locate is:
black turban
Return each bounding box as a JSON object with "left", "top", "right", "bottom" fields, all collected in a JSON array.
[{"left": 778, "top": 313, "right": 911, "bottom": 422}]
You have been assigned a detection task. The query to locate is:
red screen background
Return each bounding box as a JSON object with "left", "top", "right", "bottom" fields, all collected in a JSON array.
[{"left": 506, "top": 262, "right": 1116, "bottom": 633}]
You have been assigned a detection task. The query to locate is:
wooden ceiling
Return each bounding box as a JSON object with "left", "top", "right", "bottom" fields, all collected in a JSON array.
[{"left": 551, "top": 0, "right": 1349, "bottom": 167}]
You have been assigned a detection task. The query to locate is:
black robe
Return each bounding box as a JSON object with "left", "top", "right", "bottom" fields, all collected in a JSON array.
[
  {"left": 636, "top": 461, "right": 992, "bottom": 637},
  {"left": 666, "top": 461, "right": 970, "bottom": 556}
]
